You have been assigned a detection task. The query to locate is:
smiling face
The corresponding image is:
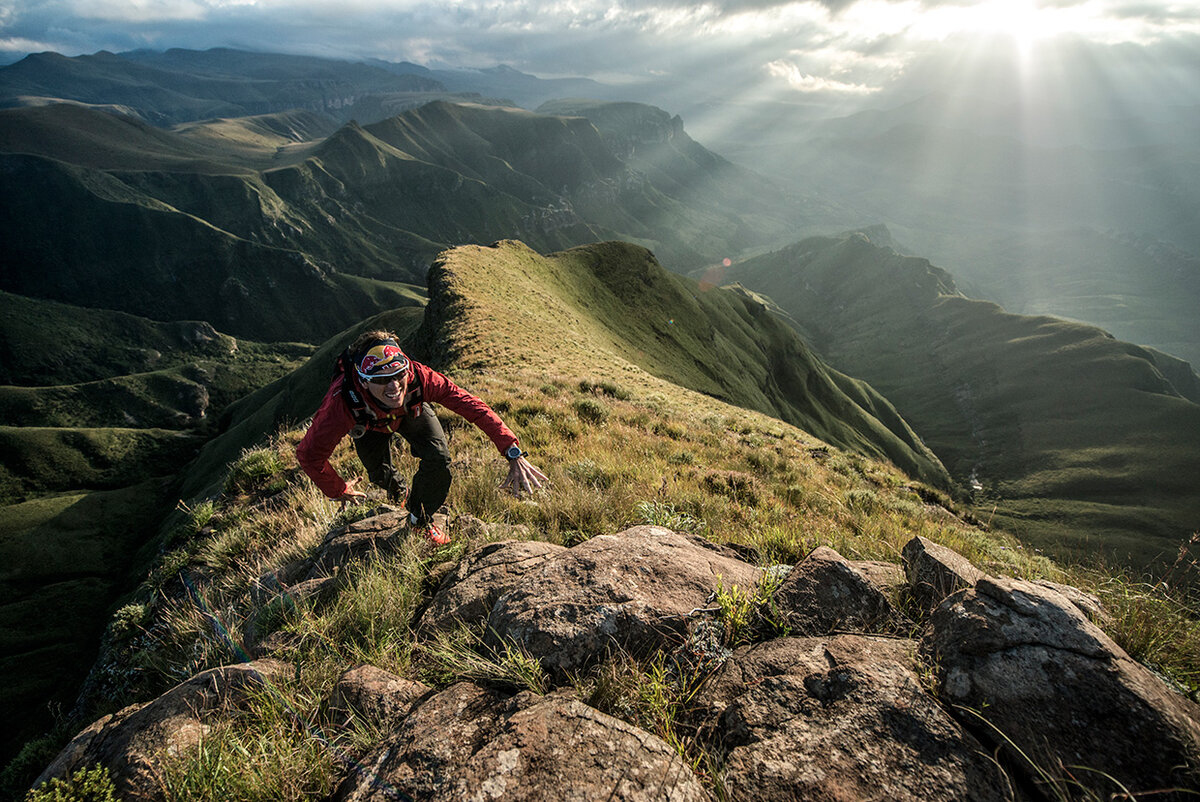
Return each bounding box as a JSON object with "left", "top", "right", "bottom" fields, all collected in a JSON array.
[{"left": 365, "top": 372, "right": 408, "bottom": 409}]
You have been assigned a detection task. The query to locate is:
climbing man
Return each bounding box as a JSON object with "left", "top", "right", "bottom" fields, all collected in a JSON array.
[{"left": 296, "top": 330, "right": 547, "bottom": 544}]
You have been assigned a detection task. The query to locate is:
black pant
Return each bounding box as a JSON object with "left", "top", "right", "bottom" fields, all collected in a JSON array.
[{"left": 354, "top": 404, "right": 451, "bottom": 523}]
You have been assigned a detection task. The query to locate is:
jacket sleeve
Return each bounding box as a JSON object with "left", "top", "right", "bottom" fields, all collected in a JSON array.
[
  {"left": 296, "top": 381, "right": 356, "bottom": 498},
  {"left": 417, "top": 365, "right": 518, "bottom": 455}
]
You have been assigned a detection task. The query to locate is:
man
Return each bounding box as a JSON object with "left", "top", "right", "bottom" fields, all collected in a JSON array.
[{"left": 296, "top": 330, "right": 547, "bottom": 544}]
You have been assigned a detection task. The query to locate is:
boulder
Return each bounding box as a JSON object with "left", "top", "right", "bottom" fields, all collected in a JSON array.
[
  {"left": 902, "top": 536, "right": 983, "bottom": 609},
  {"left": 330, "top": 664, "right": 431, "bottom": 732},
  {"left": 484, "top": 526, "right": 763, "bottom": 677},
  {"left": 1030, "top": 578, "right": 1109, "bottom": 625},
  {"left": 301, "top": 509, "right": 409, "bottom": 580},
  {"left": 926, "top": 575, "right": 1200, "bottom": 798},
  {"left": 33, "top": 660, "right": 291, "bottom": 801},
  {"left": 332, "top": 682, "right": 712, "bottom": 801},
  {"left": 770, "top": 546, "right": 912, "bottom": 635},
  {"left": 692, "top": 635, "right": 1013, "bottom": 801},
  {"left": 418, "top": 539, "right": 567, "bottom": 637}
]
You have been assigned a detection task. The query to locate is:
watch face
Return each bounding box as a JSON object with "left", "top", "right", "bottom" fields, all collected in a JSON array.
[{"left": 506, "top": 446, "right": 522, "bottom": 459}]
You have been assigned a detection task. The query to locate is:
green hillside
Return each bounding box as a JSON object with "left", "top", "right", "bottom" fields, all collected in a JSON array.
[
  {"left": 416, "top": 240, "right": 947, "bottom": 487},
  {"left": 8, "top": 236, "right": 1195, "bottom": 801},
  {"left": 726, "top": 231, "right": 1200, "bottom": 565},
  {"left": 1, "top": 101, "right": 810, "bottom": 343}
]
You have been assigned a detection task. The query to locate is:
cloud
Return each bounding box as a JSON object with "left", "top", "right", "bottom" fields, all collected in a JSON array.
[{"left": 1, "top": 0, "right": 1197, "bottom": 114}]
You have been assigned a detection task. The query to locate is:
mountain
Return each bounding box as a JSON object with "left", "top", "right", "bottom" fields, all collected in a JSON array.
[
  {"left": 712, "top": 97, "right": 1200, "bottom": 367},
  {"left": 0, "top": 48, "right": 444, "bottom": 125},
  {"left": 724, "top": 230, "right": 1200, "bottom": 565},
  {"left": 0, "top": 100, "right": 807, "bottom": 342},
  {"left": 10, "top": 237, "right": 1199, "bottom": 802}
]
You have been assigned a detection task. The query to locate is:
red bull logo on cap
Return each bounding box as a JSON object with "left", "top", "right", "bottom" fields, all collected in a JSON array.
[{"left": 358, "top": 343, "right": 409, "bottom": 379}]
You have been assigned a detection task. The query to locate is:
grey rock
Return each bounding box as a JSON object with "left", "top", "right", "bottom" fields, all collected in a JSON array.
[
  {"left": 330, "top": 664, "right": 431, "bottom": 732},
  {"left": 902, "top": 536, "right": 983, "bottom": 609},
  {"left": 418, "top": 539, "right": 566, "bottom": 637},
  {"left": 771, "top": 546, "right": 912, "bottom": 635},
  {"left": 332, "top": 683, "right": 712, "bottom": 801},
  {"left": 485, "top": 526, "right": 762, "bottom": 677},
  {"left": 926, "top": 575, "right": 1200, "bottom": 798},
  {"left": 34, "top": 660, "right": 291, "bottom": 801},
  {"left": 693, "top": 635, "right": 1014, "bottom": 801}
]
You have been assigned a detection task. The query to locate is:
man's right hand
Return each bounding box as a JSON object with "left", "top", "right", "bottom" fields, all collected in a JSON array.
[{"left": 338, "top": 478, "right": 368, "bottom": 508}]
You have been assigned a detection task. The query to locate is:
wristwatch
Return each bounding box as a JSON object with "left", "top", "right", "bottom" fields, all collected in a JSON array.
[{"left": 505, "top": 445, "right": 527, "bottom": 460}]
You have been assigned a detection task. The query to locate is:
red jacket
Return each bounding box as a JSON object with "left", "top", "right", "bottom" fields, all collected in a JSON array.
[{"left": 296, "top": 360, "right": 518, "bottom": 499}]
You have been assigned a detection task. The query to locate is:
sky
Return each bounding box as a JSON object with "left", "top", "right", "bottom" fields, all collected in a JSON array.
[{"left": 3, "top": 0, "right": 1200, "bottom": 113}]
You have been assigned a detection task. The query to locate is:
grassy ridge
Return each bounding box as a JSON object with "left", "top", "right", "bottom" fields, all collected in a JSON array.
[
  {"left": 727, "top": 232, "right": 1200, "bottom": 566},
  {"left": 419, "top": 240, "right": 948, "bottom": 486}
]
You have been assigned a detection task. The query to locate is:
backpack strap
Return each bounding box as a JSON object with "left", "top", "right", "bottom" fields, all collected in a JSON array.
[{"left": 336, "top": 348, "right": 375, "bottom": 438}]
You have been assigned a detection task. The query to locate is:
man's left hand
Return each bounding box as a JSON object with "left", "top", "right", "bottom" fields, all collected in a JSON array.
[{"left": 501, "top": 456, "right": 548, "bottom": 496}]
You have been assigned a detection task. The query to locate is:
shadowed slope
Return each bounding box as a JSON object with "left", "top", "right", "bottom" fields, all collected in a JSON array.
[{"left": 727, "top": 231, "right": 1200, "bottom": 564}]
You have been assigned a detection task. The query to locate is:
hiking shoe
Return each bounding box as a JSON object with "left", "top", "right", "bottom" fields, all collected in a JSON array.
[
  {"left": 408, "top": 513, "right": 450, "bottom": 545},
  {"left": 423, "top": 519, "right": 450, "bottom": 546}
]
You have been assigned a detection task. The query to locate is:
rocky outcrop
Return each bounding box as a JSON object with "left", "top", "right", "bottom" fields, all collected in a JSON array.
[
  {"left": 34, "top": 518, "right": 1200, "bottom": 801},
  {"left": 691, "top": 635, "right": 1014, "bottom": 801},
  {"left": 419, "top": 538, "right": 566, "bottom": 637},
  {"left": 464, "top": 525, "right": 763, "bottom": 678},
  {"left": 332, "top": 683, "right": 713, "bottom": 801},
  {"left": 926, "top": 575, "right": 1200, "bottom": 799},
  {"left": 770, "top": 545, "right": 912, "bottom": 635},
  {"left": 903, "top": 534, "right": 983, "bottom": 609},
  {"left": 33, "top": 660, "right": 291, "bottom": 801}
]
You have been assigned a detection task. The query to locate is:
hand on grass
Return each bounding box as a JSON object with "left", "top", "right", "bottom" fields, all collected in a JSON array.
[
  {"left": 338, "top": 478, "right": 368, "bottom": 508},
  {"left": 500, "top": 457, "right": 548, "bottom": 497}
]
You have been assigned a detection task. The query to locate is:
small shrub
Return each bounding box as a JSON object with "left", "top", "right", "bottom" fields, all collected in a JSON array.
[
  {"left": 566, "top": 459, "right": 612, "bottom": 490},
  {"left": 26, "top": 764, "right": 117, "bottom": 802},
  {"left": 110, "top": 603, "right": 148, "bottom": 641},
  {"left": 667, "top": 450, "right": 694, "bottom": 466},
  {"left": 653, "top": 421, "right": 687, "bottom": 440},
  {"left": 701, "top": 470, "right": 759, "bottom": 506},
  {"left": 634, "top": 501, "right": 705, "bottom": 534},
  {"left": 578, "top": 379, "right": 631, "bottom": 400},
  {"left": 846, "top": 488, "right": 881, "bottom": 514},
  {"left": 573, "top": 397, "right": 610, "bottom": 425},
  {"left": 224, "top": 448, "right": 286, "bottom": 495}
]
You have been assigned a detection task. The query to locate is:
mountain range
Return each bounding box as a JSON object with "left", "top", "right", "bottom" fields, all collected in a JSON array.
[{"left": 1, "top": 46, "right": 1198, "bottom": 793}]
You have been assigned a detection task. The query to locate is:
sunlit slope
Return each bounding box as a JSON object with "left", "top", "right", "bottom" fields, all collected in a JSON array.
[
  {"left": 420, "top": 239, "right": 948, "bottom": 487},
  {"left": 727, "top": 231, "right": 1200, "bottom": 564}
]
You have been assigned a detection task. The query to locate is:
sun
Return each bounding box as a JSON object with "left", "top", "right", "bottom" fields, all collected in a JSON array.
[
  {"left": 968, "top": 0, "right": 1070, "bottom": 55},
  {"left": 915, "top": 0, "right": 1074, "bottom": 59}
]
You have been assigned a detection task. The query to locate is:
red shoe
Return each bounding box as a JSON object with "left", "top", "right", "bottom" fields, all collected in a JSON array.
[
  {"left": 423, "top": 519, "right": 450, "bottom": 546},
  {"left": 409, "top": 513, "right": 450, "bottom": 545}
]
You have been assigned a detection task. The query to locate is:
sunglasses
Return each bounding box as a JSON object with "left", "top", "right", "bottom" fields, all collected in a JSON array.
[{"left": 362, "top": 369, "right": 408, "bottom": 385}]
